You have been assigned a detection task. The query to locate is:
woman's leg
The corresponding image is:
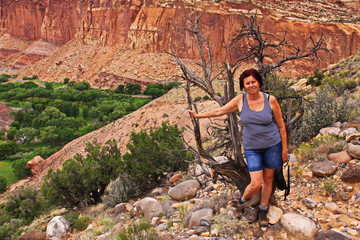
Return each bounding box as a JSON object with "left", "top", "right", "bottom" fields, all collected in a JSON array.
[
  {"left": 260, "top": 168, "right": 275, "bottom": 206},
  {"left": 242, "top": 170, "right": 263, "bottom": 201}
]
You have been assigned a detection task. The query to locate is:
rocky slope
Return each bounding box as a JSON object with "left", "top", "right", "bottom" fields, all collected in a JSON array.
[{"left": 0, "top": 0, "right": 359, "bottom": 87}]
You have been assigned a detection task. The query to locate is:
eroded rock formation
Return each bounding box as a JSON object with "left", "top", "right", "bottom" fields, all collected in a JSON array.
[{"left": 0, "top": 0, "right": 358, "bottom": 86}]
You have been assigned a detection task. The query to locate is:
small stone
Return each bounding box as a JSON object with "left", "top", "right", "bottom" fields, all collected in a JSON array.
[
  {"left": 347, "top": 229, "right": 358, "bottom": 236},
  {"left": 325, "top": 202, "right": 342, "bottom": 214},
  {"left": 339, "top": 192, "right": 350, "bottom": 201},
  {"left": 302, "top": 198, "right": 317, "bottom": 209},
  {"left": 169, "top": 173, "right": 184, "bottom": 184}
]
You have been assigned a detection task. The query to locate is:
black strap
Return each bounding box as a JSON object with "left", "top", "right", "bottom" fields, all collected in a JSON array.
[{"left": 284, "top": 163, "right": 290, "bottom": 201}]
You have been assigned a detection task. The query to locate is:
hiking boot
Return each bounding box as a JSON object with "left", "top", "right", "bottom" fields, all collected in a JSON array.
[{"left": 258, "top": 206, "right": 269, "bottom": 231}]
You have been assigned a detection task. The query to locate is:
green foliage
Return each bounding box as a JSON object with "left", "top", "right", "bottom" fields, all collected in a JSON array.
[
  {"left": 0, "top": 176, "right": 7, "bottom": 193},
  {"left": 41, "top": 139, "right": 122, "bottom": 208},
  {"left": 74, "top": 215, "right": 92, "bottom": 231},
  {"left": 194, "top": 96, "right": 202, "bottom": 102},
  {"left": 308, "top": 68, "right": 325, "bottom": 86},
  {"left": 0, "top": 74, "right": 11, "bottom": 83},
  {"left": 211, "top": 213, "right": 247, "bottom": 238},
  {"left": 63, "top": 78, "right": 70, "bottom": 84},
  {"left": 12, "top": 159, "right": 32, "bottom": 179},
  {"left": 116, "top": 220, "right": 157, "bottom": 240},
  {"left": 0, "top": 141, "right": 19, "bottom": 159},
  {"left": 115, "top": 84, "right": 125, "bottom": 94},
  {"left": 322, "top": 177, "right": 339, "bottom": 194},
  {"left": 64, "top": 211, "right": 81, "bottom": 227},
  {"left": 203, "top": 95, "right": 211, "bottom": 100},
  {"left": 102, "top": 174, "right": 142, "bottom": 209},
  {"left": 3, "top": 186, "right": 46, "bottom": 225},
  {"left": 123, "top": 121, "right": 191, "bottom": 191},
  {"left": 0, "top": 219, "right": 23, "bottom": 240},
  {"left": 125, "top": 83, "right": 141, "bottom": 95},
  {"left": 292, "top": 87, "right": 353, "bottom": 145},
  {"left": 321, "top": 75, "right": 357, "bottom": 95},
  {"left": 73, "top": 81, "right": 91, "bottom": 91}
]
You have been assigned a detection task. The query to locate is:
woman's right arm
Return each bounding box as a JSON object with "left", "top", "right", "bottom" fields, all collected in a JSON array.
[{"left": 189, "top": 95, "right": 242, "bottom": 118}]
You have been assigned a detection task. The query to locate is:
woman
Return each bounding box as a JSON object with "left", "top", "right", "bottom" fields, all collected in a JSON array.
[{"left": 189, "top": 68, "right": 288, "bottom": 230}]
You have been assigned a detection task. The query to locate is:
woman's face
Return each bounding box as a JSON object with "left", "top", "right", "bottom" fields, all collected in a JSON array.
[{"left": 243, "top": 76, "right": 260, "bottom": 94}]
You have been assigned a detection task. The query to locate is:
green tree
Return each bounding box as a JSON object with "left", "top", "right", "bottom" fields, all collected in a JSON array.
[
  {"left": 125, "top": 83, "right": 141, "bottom": 95},
  {"left": 0, "top": 141, "right": 19, "bottom": 159},
  {"left": 0, "top": 177, "right": 7, "bottom": 193},
  {"left": 41, "top": 139, "right": 122, "bottom": 208},
  {"left": 12, "top": 159, "right": 32, "bottom": 179},
  {"left": 73, "top": 81, "right": 91, "bottom": 91},
  {"left": 115, "top": 84, "right": 125, "bottom": 94},
  {"left": 123, "top": 121, "right": 191, "bottom": 191},
  {"left": 63, "top": 78, "right": 70, "bottom": 84},
  {"left": 32, "top": 106, "right": 66, "bottom": 128},
  {"left": 14, "top": 127, "right": 38, "bottom": 144}
]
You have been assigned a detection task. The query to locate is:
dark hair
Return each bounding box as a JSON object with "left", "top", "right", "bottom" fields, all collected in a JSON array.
[{"left": 239, "top": 68, "right": 263, "bottom": 90}]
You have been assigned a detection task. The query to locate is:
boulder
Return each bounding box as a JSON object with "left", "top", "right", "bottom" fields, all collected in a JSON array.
[
  {"left": 340, "top": 165, "right": 360, "bottom": 183},
  {"left": 281, "top": 213, "right": 318, "bottom": 239},
  {"left": 46, "top": 216, "right": 70, "bottom": 239},
  {"left": 26, "top": 156, "right": 45, "bottom": 175},
  {"left": 310, "top": 160, "right": 337, "bottom": 177},
  {"left": 268, "top": 205, "right": 283, "bottom": 224},
  {"left": 168, "top": 180, "right": 200, "bottom": 201},
  {"left": 169, "top": 173, "right": 184, "bottom": 184},
  {"left": 136, "top": 197, "right": 164, "bottom": 220},
  {"left": 350, "top": 191, "right": 360, "bottom": 204},
  {"left": 314, "top": 230, "right": 350, "bottom": 240},
  {"left": 187, "top": 208, "right": 213, "bottom": 228},
  {"left": 339, "top": 128, "right": 357, "bottom": 139},
  {"left": 347, "top": 143, "right": 360, "bottom": 159},
  {"left": 327, "top": 151, "right": 353, "bottom": 164},
  {"left": 319, "top": 127, "right": 341, "bottom": 136}
]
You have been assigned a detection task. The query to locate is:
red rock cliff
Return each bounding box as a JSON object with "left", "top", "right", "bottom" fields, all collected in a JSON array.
[{"left": 0, "top": 0, "right": 359, "bottom": 79}]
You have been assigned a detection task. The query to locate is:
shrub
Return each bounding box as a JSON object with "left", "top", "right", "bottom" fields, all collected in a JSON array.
[
  {"left": 322, "top": 177, "right": 339, "bottom": 195},
  {"left": 64, "top": 211, "right": 81, "bottom": 227},
  {"left": 203, "top": 95, "right": 211, "bottom": 100},
  {"left": 0, "top": 177, "right": 7, "bottom": 193},
  {"left": 41, "top": 139, "right": 122, "bottom": 208},
  {"left": 73, "top": 81, "right": 91, "bottom": 91},
  {"left": 4, "top": 186, "right": 46, "bottom": 225},
  {"left": 211, "top": 213, "right": 247, "bottom": 238},
  {"left": 123, "top": 121, "right": 192, "bottom": 191},
  {"left": 292, "top": 86, "right": 353, "bottom": 145},
  {"left": 12, "top": 158, "right": 32, "bottom": 179},
  {"left": 0, "top": 141, "right": 20, "bottom": 159},
  {"left": 308, "top": 68, "right": 325, "bottom": 86},
  {"left": 63, "top": 78, "right": 70, "bottom": 84},
  {"left": 116, "top": 219, "right": 157, "bottom": 240},
  {"left": 74, "top": 215, "right": 92, "bottom": 231},
  {"left": 102, "top": 174, "right": 142, "bottom": 209},
  {"left": 194, "top": 96, "right": 202, "bottom": 102},
  {"left": 0, "top": 219, "right": 23, "bottom": 240}
]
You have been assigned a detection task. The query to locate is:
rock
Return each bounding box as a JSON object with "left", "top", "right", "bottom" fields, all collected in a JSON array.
[
  {"left": 324, "top": 202, "right": 342, "bottom": 214},
  {"left": 148, "top": 187, "right": 164, "bottom": 197},
  {"left": 347, "top": 143, "right": 360, "bottom": 159},
  {"left": 26, "top": 155, "right": 45, "bottom": 175},
  {"left": 346, "top": 133, "right": 360, "bottom": 142},
  {"left": 163, "top": 199, "right": 177, "bottom": 216},
  {"left": 168, "top": 180, "right": 200, "bottom": 201},
  {"left": 112, "top": 203, "right": 126, "bottom": 216},
  {"left": 340, "top": 165, "right": 360, "bottom": 183},
  {"left": 213, "top": 156, "right": 229, "bottom": 164},
  {"left": 169, "top": 173, "right": 184, "bottom": 184},
  {"left": 314, "top": 230, "right": 350, "bottom": 240},
  {"left": 327, "top": 151, "right": 353, "bottom": 164},
  {"left": 242, "top": 207, "right": 258, "bottom": 223},
  {"left": 310, "top": 160, "right": 337, "bottom": 177},
  {"left": 302, "top": 198, "right": 317, "bottom": 209},
  {"left": 339, "top": 192, "right": 350, "bottom": 201},
  {"left": 268, "top": 205, "right": 283, "bottom": 224},
  {"left": 136, "top": 197, "right": 164, "bottom": 220},
  {"left": 187, "top": 208, "right": 213, "bottom": 228},
  {"left": 290, "top": 78, "right": 308, "bottom": 92},
  {"left": 319, "top": 127, "right": 341, "bottom": 136},
  {"left": 46, "top": 216, "right": 70, "bottom": 239},
  {"left": 339, "top": 128, "right": 357, "bottom": 139},
  {"left": 19, "top": 230, "right": 46, "bottom": 240},
  {"left": 281, "top": 213, "right": 318, "bottom": 239},
  {"left": 350, "top": 191, "right": 360, "bottom": 204}
]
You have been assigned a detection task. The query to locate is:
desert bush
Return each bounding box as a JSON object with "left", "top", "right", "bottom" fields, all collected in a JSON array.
[
  {"left": 102, "top": 174, "right": 141, "bottom": 209},
  {"left": 74, "top": 215, "right": 92, "bottom": 231},
  {"left": 308, "top": 68, "right": 325, "bottom": 86},
  {"left": 3, "top": 186, "right": 47, "bottom": 225},
  {"left": 41, "top": 139, "right": 122, "bottom": 208},
  {"left": 211, "top": 213, "right": 247, "bottom": 238},
  {"left": 321, "top": 76, "right": 357, "bottom": 95},
  {"left": 292, "top": 87, "right": 353, "bottom": 145},
  {"left": 194, "top": 96, "right": 202, "bottom": 102},
  {"left": 123, "top": 121, "right": 192, "bottom": 191},
  {"left": 63, "top": 211, "right": 81, "bottom": 228},
  {"left": 116, "top": 219, "right": 157, "bottom": 240},
  {"left": 0, "top": 219, "right": 23, "bottom": 240},
  {"left": 322, "top": 177, "right": 339, "bottom": 195}
]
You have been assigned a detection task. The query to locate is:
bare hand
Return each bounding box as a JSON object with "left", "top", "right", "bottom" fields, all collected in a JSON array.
[
  {"left": 282, "top": 151, "right": 288, "bottom": 163},
  {"left": 188, "top": 110, "right": 197, "bottom": 118}
]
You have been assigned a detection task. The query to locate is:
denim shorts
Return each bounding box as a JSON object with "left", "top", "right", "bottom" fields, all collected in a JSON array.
[{"left": 244, "top": 141, "right": 282, "bottom": 172}]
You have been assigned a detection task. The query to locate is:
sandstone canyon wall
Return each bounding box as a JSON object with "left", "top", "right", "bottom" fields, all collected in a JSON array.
[{"left": 0, "top": 0, "right": 359, "bottom": 85}]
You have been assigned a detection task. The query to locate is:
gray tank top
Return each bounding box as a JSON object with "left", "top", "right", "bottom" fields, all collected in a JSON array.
[{"left": 239, "top": 92, "right": 281, "bottom": 150}]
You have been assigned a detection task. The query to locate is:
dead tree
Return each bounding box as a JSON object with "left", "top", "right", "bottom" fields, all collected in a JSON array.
[{"left": 166, "top": 9, "right": 328, "bottom": 204}]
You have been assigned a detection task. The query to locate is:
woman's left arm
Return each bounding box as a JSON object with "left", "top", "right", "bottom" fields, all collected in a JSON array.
[{"left": 269, "top": 96, "right": 288, "bottom": 162}]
